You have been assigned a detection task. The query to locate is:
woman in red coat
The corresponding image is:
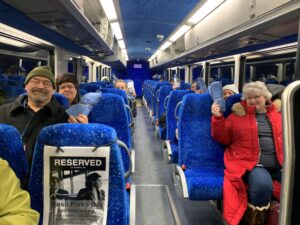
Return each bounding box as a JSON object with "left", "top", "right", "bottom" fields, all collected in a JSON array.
[{"left": 211, "top": 81, "right": 283, "bottom": 225}]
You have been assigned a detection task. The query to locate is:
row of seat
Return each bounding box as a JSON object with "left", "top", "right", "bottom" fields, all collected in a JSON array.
[
  {"left": 0, "top": 85, "right": 137, "bottom": 224},
  {"left": 142, "top": 80, "right": 242, "bottom": 202},
  {"left": 0, "top": 123, "right": 129, "bottom": 225}
]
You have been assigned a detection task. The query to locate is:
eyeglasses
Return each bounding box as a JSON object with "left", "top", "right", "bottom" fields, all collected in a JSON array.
[
  {"left": 246, "top": 95, "right": 262, "bottom": 100},
  {"left": 29, "top": 78, "right": 52, "bottom": 88},
  {"left": 59, "top": 84, "right": 75, "bottom": 90}
]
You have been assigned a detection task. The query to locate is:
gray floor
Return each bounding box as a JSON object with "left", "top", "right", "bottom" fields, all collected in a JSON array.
[{"left": 132, "top": 104, "right": 224, "bottom": 225}]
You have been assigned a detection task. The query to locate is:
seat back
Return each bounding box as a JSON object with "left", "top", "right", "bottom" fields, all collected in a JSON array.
[
  {"left": 89, "top": 93, "right": 131, "bottom": 172},
  {"left": 101, "top": 88, "right": 133, "bottom": 127},
  {"left": 179, "top": 82, "right": 191, "bottom": 90},
  {"left": 178, "top": 93, "right": 224, "bottom": 171},
  {"left": 28, "top": 123, "right": 128, "bottom": 225},
  {"left": 156, "top": 85, "right": 172, "bottom": 120},
  {"left": 79, "top": 89, "right": 87, "bottom": 96},
  {"left": 0, "top": 124, "right": 28, "bottom": 182},
  {"left": 223, "top": 93, "right": 242, "bottom": 118},
  {"left": 101, "top": 88, "right": 129, "bottom": 105},
  {"left": 53, "top": 93, "right": 70, "bottom": 108},
  {"left": 1, "top": 85, "right": 26, "bottom": 103},
  {"left": 152, "top": 82, "right": 169, "bottom": 117},
  {"left": 166, "top": 90, "right": 192, "bottom": 142},
  {"left": 91, "top": 81, "right": 107, "bottom": 88},
  {"left": 79, "top": 83, "right": 101, "bottom": 93}
]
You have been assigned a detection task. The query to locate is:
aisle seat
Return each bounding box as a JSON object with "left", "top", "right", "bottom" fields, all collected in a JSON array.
[
  {"left": 175, "top": 93, "right": 224, "bottom": 200},
  {"left": 162, "top": 90, "right": 192, "bottom": 163},
  {"left": 155, "top": 85, "right": 172, "bottom": 140},
  {"left": 89, "top": 93, "right": 133, "bottom": 175},
  {"left": 28, "top": 123, "right": 130, "bottom": 225}
]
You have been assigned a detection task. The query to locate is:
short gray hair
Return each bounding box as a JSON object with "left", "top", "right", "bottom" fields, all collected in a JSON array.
[{"left": 242, "top": 81, "right": 272, "bottom": 100}]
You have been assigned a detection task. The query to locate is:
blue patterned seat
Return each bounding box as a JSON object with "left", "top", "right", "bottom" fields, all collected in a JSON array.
[
  {"left": 101, "top": 88, "right": 129, "bottom": 105},
  {"left": 179, "top": 82, "right": 191, "bottom": 90},
  {"left": 89, "top": 93, "right": 132, "bottom": 176},
  {"left": 156, "top": 85, "right": 172, "bottom": 140},
  {"left": 0, "top": 85, "right": 26, "bottom": 103},
  {"left": 28, "top": 123, "right": 128, "bottom": 225},
  {"left": 176, "top": 93, "right": 224, "bottom": 200},
  {"left": 101, "top": 88, "right": 133, "bottom": 130},
  {"left": 0, "top": 124, "right": 28, "bottom": 183},
  {"left": 79, "top": 83, "right": 101, "bottom": 93},
  {"left": 152, "top": 82, "right": 169, "bottom": 121},
  {"left": 79, "top": 88, "right": 87, "bottom": 96},
  {"left": 91, "top": 81, "right": 107, "bottom": 88},
  {"left": 163, "top": 90, "right": 192, "bottom": 163},
  {"left": 53, "top": 93, "right": 69, "bottom": 108},
  {"left": 223, "top": 93, "right": 242, "bottom": 118}
]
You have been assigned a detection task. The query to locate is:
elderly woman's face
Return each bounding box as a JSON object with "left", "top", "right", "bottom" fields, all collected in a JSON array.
[
  {"left": 245, "top": 91, "right": 267, "bottom": 112},
  {"left": 58, "top": 82, "right": 77, "bottom": 104}
]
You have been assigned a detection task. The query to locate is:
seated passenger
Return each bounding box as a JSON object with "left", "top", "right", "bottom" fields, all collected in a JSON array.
[
  {"left": 211, "top": 81, "right": 282, "bottom": 225},
  {"left": 114, "top": 79, "right": 137, "bottom": 117},
  {"left": 0, "top": 66, "right": 88, "bottom": 170},
  {"left": 0, "top": 158, "right": 39, "bottom": 225},
  {"left": 191, "top": 81, "right": 200, "bottom": 93},
  {"left": 56, "top": 73, "right": 80, "bottom": 105},
  {"left": 50, "top": 176, "right": 69, "bottom": 200},
  {"left": 222, "top": 84, "right": 239, "bottom": 100}
]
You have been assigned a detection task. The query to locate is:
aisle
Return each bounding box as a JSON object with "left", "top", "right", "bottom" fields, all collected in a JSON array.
[{"left": 131, "top": 104, "right": 224, "bottom": 225}]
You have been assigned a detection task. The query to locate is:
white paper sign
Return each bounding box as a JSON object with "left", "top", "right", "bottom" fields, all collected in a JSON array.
[{"left": 43, "top": 146, "right": 110, "bottom": 225}]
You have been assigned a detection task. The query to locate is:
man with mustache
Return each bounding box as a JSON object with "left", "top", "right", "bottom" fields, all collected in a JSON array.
[{"left": 0, "top": 66, "right": 87, "bottom": 169}]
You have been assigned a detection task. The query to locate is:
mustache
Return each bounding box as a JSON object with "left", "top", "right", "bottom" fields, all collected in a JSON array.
[{"left": 30, "top": 88, "right": 48, "bottom": 94}]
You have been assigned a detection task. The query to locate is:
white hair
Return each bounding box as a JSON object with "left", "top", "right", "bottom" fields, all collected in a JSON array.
[{"left": 242, "top": 81, "right": 272, "bottom": 100}]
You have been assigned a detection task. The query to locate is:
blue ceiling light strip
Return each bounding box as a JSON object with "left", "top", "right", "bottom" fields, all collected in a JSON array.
[{"left": 0, "top": 0, "right": 92, "bottom": 56}]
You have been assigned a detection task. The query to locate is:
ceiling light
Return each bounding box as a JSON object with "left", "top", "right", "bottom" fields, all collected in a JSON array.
[
  {"left": 99, "top": 0, "right": 117, "bottom": 21},
  {"left": 159, "top": 41, "right": 172, "bottom": 51},
  {"left": 118, "top": 39, "right": 125, "bottom": 49},
  {"left": 111, "top": 22, "right": 123, "bottom": 40},
  {"left": 122, "top": 48, "right": 127, "bottom": 55},
  {"left": 188, "top": 0, "right": 226, "bottom": 24},
  {"left": 169, "top": 25, "right": 191, "bottom": 42},
  {"left": 154, "top": 50, "right": 162, "bottom": 57},
  {"left": 0, "top": 36, "right": 27, "bottom": 47}
]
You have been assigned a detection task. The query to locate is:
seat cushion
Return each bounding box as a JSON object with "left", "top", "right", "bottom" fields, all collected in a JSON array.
[{"left": 185, "top": 169, "right": 223, "bottom": 200}]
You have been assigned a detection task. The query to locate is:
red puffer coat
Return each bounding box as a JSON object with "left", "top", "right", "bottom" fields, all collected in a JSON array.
[{"left": 211, "top": 101, "right": 283, "bottom": 225}]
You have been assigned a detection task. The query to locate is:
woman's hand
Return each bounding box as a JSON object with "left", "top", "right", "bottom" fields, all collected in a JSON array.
[
  {"left": 211, "top": 102, "right": 222, "bottom": 117},
  {"left": 68, "top": 114, "right": 89, "bottom": 123}
]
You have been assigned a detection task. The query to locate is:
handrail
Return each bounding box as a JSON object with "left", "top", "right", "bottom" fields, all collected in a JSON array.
[
  {"left": 117, "top": 139, "right": 132, "bottom": 179},
  {"left": 164, "top": 95, "right": 170, "bottom": 110},
  {"left": 280, "top": 81, "right": 300, "bottom": 225},
  {"left": 174, "top": 101, "right": 182, "bottom": 121},
  {"left": 155, "top": 89, "right": 160, "bottom": 101},
  {"left": 125, "top": 104, "right": 134, "bottom": 128}
]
